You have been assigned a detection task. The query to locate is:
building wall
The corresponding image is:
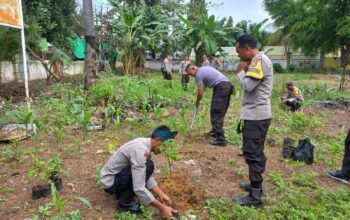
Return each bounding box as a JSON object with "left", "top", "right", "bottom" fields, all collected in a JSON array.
[{"left": 0, "top": 60, "right": 84, "bottom": 83}]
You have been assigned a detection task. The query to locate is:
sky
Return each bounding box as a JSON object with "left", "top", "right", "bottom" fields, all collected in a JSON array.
[
  {"left": 208, "top": 0, "right": 271, "bottom": 23},
  {"left": 92, "top": 0, "right": 272, "bottom": 24}
]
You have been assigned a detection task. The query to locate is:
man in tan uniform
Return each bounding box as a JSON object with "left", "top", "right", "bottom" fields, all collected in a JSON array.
[{"left": 100, "top": 126, "right": 178, "bottom": 218}]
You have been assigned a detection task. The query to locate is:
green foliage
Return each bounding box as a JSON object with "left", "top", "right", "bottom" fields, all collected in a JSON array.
[
  {"left": 75, "top": 196, "right": 93, "bottom": 209},
  {"left": 290, "top": 172, "right": 316, "bottom": 188},
  {"left": 108, "top": 0, "right": 168, "bottom": 75},
  {"left": 268, "top": 171, "right": 288, "bottom": 189},
  {"left": 68, "top": 210, "right": 82, "bottom": 220},
  {"left": 51, "top": 183, "right": 64, "bottom": 217},
  {"left": 24, "top": 0, "right": 78, "bottom": 49},
  {"left": 113, "top": 212, "right": 138, "bottom": 220},
  {"left": 0, "top": 27, "right": 20, "bottom": 62},
  {"left": 288, "top": 64, "right": 297, "bottom": 72},
  {"left": 273, "top": 63, "right": 283, "bottom": 73},
  {"left": 39, "top": 203, "right": 53, "bottom": 217}
]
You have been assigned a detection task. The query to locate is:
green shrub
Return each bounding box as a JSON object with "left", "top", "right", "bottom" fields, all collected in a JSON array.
[
  {"left": 273, "top": 63, "right": 283, "bottom": 73},
  {"left": 288, "top": 64, "right": 297, "bottom": 72}
]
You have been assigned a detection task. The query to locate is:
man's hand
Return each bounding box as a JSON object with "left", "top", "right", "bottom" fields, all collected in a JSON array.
[
  {"left": 237, "top": 61, "right": 248, "bottom": 73},
  {"left": 160, "top": 205, "right": 177, "bottom": 219},
  {"left": 159, "top": 194, "right": 171, "bottom": 205}
]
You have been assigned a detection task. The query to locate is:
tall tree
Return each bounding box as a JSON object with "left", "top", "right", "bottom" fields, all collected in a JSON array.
[
  {"left": 264, "top": 0, "right": 350, "bottom": 90},
  {"left": 83, "top": 0, "right": 99, "bottom": 89}
]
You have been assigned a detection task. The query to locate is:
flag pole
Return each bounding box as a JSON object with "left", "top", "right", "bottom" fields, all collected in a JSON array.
[{"left": 18, "top": 0, "right": 30, "bottom": 109}]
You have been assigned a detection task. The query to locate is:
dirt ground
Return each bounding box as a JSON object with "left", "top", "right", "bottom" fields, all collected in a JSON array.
[
  {"left": 1, "top": 103, "right": 349, "bottom": 219},
  {"left": 1, "top": 75, "right": 350, "bottom": 219}
]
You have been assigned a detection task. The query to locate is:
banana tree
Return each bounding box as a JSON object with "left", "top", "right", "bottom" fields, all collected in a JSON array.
[
  {"left": 108, "top": 0, "right": 168, "bottom": 75},
  {"left": 176, "top": 14, "right": 234, "bottom": 66}
]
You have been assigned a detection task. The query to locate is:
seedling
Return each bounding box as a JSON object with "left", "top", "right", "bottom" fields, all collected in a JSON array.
[{"left": 159, "top": 140, "right": 179, "bottom": 186}]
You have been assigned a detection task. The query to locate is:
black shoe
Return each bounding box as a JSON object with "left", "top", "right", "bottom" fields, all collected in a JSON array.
[
  {"left": 232, "top": 188, "right": 262, "bottom": 208},
  {"left": 209, "top": 137, "right": 227, "bottom": 147},
  {"left": 239, "top": 182, "right": 264, "bottom": 195},
  {"left": 327, "top": 171, "right": 349, "bottom": 184},
  {"left": 205, "top": 130, "right": 217, "bottom": 138},
  {"left": 117, "top": 201, "right": 142, "bottom": 214}
]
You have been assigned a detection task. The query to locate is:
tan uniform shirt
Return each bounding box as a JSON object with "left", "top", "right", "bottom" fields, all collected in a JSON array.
[{"left": 100, "top": 138, "right": 157, "bottom": 205}]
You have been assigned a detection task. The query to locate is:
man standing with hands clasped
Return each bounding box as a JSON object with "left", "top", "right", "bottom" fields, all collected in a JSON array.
[
  {"left": 232, "top": 34, "right": 273, "bottom": 208},
  {"left": 185, "top": 64, "right": 233, "bottom": 146}
]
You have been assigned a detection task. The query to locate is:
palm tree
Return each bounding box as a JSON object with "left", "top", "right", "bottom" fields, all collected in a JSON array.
[{"left": 83, "top": 0, "right": 99, "bottom": 89}]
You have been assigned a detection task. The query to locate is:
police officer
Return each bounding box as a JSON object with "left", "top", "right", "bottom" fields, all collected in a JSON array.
[
  {"left": 100, "top": 126, "right": 178, "bottom": 218},
  {"left": 232, "top": 34, "right": 273, "bottom": 208},
  {"left": 327, "top": 128, "right": 350, "bottom": 184},
  {"left": 281, "top": 81, "right": 304, "bottom": 112},
  {"left": 186, "top": 64, "right": 233, "bottom": 146}
]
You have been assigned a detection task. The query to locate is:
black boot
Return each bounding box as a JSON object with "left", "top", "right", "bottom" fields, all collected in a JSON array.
[
  {"left": 232, "top": 188, "right": 263, "bottom": 208},
  {"left": 239, "top": 182, "right": 264, "bottom": 195},
  {"left": 117, "top": 190, "right": 142, "bottom": 214},
  {"left": 209, "top": 136, "right": 227, "bottom": 147}
]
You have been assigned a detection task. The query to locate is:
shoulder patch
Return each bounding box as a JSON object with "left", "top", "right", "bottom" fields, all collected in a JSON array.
[{"left": 245, "top": 59, "right": 264, "bottom": 80}]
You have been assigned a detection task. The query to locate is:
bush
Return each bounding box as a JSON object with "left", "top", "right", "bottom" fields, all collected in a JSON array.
[
  {"left": 273, "top": 63, "right": 283, "bottom": 73},
  {"left": 288, "top": 64, "right": 297, "bottom": 72}
]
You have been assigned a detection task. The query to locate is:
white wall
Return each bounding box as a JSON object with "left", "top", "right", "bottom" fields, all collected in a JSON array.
[{"left": 0, "top": 60, "right": 85, "bottom": 83}]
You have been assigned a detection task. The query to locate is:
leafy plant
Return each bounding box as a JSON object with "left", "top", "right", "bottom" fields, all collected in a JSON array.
[
  {"left": 159, "top": 140, "right": 179, "bottom": 185},
  {"left": 75, "top": 196, "right": 93, "bottom": 209},
  {"left": 51, "top": 183, "right": 64, "bottom": 217}
]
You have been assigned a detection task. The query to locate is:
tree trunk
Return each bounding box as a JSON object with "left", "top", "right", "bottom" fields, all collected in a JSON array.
[
  {"left": 340, "top": 43, "right": 350, "bottom": 68},
  {"left": 318, "top": 51, "right": 325, "bottom": 70},
  {"left": 339, "top": 43, "right": 350, "bottom": 92},
  {"left": 83, "top": 0, "right": 99, "bottom": 90},
  {"left": 195, "top": 44, "right": 205, "bottom": 66}
]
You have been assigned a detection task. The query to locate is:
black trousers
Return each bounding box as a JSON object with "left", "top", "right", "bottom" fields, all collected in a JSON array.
[
  {"left": 105, "top": 158, "right": 154, "bottom": 198},
  {"left": 242, "top": 119, "right": 271, "bottom": 189},
  {"left": 210, "top": 81, "right": 233, "bottom": 137},
  {"left": 341, "top": 128, "right": 350, "bottom": 177},
  {"left": 181, "top": 74, "right": 189, "bottom": 84},
  {"left": 285, "top": 100, "right": 301, "bottom": 112}
]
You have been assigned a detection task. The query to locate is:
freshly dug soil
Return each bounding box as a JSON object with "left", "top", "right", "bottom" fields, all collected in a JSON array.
[{"left": 158, "top": 173, "right": 206, "bottom": 214}]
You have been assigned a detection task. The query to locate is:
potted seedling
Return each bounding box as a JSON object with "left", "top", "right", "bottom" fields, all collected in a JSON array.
[
  {"left": 47, "top": 156, "right": 64, "bottom": 191},
  {"left": 28, "top": 157, "right": 51, "bottom": 199}
]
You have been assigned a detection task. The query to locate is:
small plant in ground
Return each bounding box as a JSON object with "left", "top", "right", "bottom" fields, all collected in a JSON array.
[
  {"left": 95, "top": 163, "right": 103, "bottom": 185},
  {"left": 159, "top": 140, "right": 179, "bottom": 186},
  {"left": 75, "top": 196, "right": 93, "bottom": 209},
  {"left": 51, "top": 183, "right": 64, "bottom": 218},
  {"left": 235, "top": 166, "right": 245, "bottom": 177},
  {"left": 228, "top": 159, "right": 237, "bottom": 166},
  {"left": 38, "top": 203, "right": 53, "bottom": 217},
  {"left": 290, "top": 171, "right": 316, "bottom": 188},
  {"left": 140, "top": 205, "right": 153, "bottom": 220},
  {"left": 268, "top": 171, "right": 288, "bottom": 189},
  {"left": 113, "top": 212, "right": 138, "bottom": 220},
  {"left": 68, "top": 209, "right": 81, "bottom": 220}
]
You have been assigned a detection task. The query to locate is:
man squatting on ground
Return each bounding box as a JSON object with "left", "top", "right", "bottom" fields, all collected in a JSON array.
[
  {"left": 281, "top": 81, "right": 304, "bottom": 112},
  {"left": 232, "top": 34, "right": 273, "bottom": 208},
  {"left": 179, "top": 54, "right": 191, "bottom": 90},
  {"left": 328, "top": 128, "right": 350, "bottom": 184},
  {"left": 185, "top": 64, "right": 233, "bottom": 146},
  {"left": 100, "top": 126, "right": 178, "bottom": 219},
  {"left": 162, "top": 54, "right": 173, "bottom": 80}
]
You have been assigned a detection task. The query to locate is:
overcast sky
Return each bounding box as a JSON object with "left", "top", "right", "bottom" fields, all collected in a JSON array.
[
  {"left": 92, "top": 0, "right": 271, "bottom": 24},
  {"left": 208, "top": 0, "right": 271, "bottom": 23}
]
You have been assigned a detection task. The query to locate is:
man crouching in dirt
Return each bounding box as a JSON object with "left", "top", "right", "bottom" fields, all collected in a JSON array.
[
  {"left": 281, "top": 81, "right": 304, "bottom": 112},
  {"left": 100, "top": 126, "right": 178, "bottom": 218},
  {"left": 232, "top": 34, "right": 273, "bottom": 208}
]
